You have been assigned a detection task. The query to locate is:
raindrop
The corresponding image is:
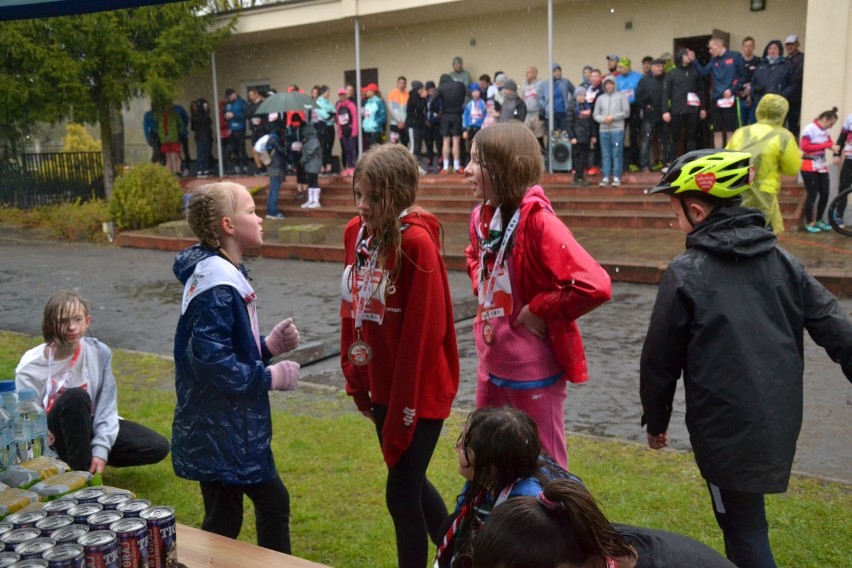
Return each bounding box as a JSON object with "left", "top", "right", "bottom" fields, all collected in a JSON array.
[
  {"left": 643, "top": 189, "right": 649, "bottom": 194},
  {"left": 615, "top": 267, "right": 620, "bottom": 273},
  {"left": 570, "top": 279, "right": 576, "bottom": 285}
]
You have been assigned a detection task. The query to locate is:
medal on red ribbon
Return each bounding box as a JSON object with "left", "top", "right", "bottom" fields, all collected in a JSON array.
[
  {"left": 482, "top": 321, "right": 495, "bottom": 346},
  {"left": 347, "top": 331, "right": 373, "bottom": 366}
]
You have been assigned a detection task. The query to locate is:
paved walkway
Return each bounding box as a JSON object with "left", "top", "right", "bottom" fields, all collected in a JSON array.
[{"left": 1, "top": 233, "right": 849, "bottom": 482}]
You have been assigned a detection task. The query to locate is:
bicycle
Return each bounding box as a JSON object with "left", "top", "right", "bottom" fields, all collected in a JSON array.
[{"left": 827, "top": 185, "right": 852, "bottom": 237}]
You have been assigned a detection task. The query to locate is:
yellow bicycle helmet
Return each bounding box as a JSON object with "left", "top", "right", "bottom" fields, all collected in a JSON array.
[{"left": 651, "top": 149, "right": 753, "bottom": 199}]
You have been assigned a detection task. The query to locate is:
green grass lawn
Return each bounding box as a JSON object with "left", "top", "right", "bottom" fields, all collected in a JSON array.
[{"left": 1, "top": 331, "right": 848, "bottom": 567}]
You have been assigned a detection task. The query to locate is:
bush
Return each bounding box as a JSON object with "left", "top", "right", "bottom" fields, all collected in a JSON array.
[
  {"left": 0, "top": 199, "right": 110, "bottom": 242},
  {"left": 109, "top": 163, "right": 184, "bottom": 230}
]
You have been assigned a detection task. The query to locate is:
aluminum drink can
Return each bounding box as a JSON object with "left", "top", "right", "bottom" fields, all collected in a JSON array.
[
  {"left": 0, "top": 552, "right": 19, "bottom": 566},
  {"left": 48, "top": 527, "right": 88, "bottom": 547},
  {"left": 84, "top": 513, "right": 122, "bottom": 533},
  {"left": 76, "top": 530, "right": 118, "bottom": 568},
  {"left": 14, "top": 537, "right": 56, "bottom": 560},
  {"left": 5, "top": 559, "right": 47, "bottom": 567},
  {"left": 6, "top": 511, "right": 48, "bottom": 530},
  {"left": 138, "top": 507, "right": 176, "bottom": 568},
  {"left": 69, "top": 490, "right": 106, "bottom": 505},
  {"left": 43, "top": 502, "right": 77, "bottom": 517},
  {"left": 0, "top": 528, "right": 41, "bottom": 547},
  {"left": 94, "top": 494, "right": 131, "bottom": 513},
  {"left": 34, "top": 517, "right": 73, "bottom": 538},
  {"left": 42, "top": 543, "right": 85, "bottom": 568},
  {"left": 108, "top": 519, "right": 148, "bottom": 568},
  {"left": 0, "top": 524, "right": 13, "bottom": 538},
  {"left": 112, "top": 502, "right": 149, "bottom": 520},
  {"left": 65, "top": 506, "right": 102, "bottom": 527}
]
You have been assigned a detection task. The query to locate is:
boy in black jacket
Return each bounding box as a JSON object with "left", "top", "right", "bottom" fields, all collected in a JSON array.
[
  {"left": 566, "top": 87, "right": 597, "bottom": 186},
  {"left": 641, "top": 150, "right": 852, "bottom": 568}
]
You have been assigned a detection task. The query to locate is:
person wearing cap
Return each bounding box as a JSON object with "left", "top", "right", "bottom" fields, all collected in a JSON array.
[
  {"left": 593, "top": 75, "right": 629, "bottom": 186},
  {"left": 406, "top": 80, "right": 427, "bottom": 169},
  {"left": 636, "top": 59, "right": 669, "bottom": 171},
  {"left": 605, "top": 53, "right": 620, "bottom": 78},
  {"left": 695, "top": 36, "right": 746, "bottom": 148},
  {"left": 437, "top": 73, "right": 466, "bottom": 173},
  {"left": 497, "top": 79, "right": 527, "bottom": 124},
  {"left": 615, "top": 57, "right": 643, "bottom": 171},
  {"left": 784, "top": 34, "right": 804, "bottom": 138},
  {"left": 539, "top": 63, "right": 575, "bottom": 131},
  {"left": 462, "top": 83, "right": 487, "bottom": 165},
  {"left": 387, "top": 76, "right": 409, "bottom": 148},
  {"left": 223, "top": 87, "right": 249, "bottom": 175},
  {"left": 450, "top": 56, "right": 472, "bottom": 86},
  {"left": 641, "top": 148, "right": 852, "bottom": 568},
  {"left": 335, "top": 87, "right": 359, "bottom": 173},
  {"left": 641, "top": 56, "right": 654, "bottom": 77},
  {"left": 361, "top": 83, "right": 386, "bottom": 151}
]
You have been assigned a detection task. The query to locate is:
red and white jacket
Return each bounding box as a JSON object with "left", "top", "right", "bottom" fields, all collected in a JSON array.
[{"left": 800, "top": 120, "right": 833, "bottom": 173}]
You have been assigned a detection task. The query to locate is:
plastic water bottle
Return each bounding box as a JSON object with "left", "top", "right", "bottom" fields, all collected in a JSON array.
[
  {"left": 0, "top": 382, "right": 17, "bottom": 469},
  {"left": 13, "top": 388, "right": 47, "bottom": 463}
]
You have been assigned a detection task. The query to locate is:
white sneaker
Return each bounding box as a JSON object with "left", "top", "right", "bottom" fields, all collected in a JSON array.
[
  {"left": 300, "top": 201, "right": 312, "bottom": 209},
  {"left": 612, "top": 178, "right": 621, "bottom": 187},
  {"left": 599, "top": 177, "right": 610, "bottom": 187}
]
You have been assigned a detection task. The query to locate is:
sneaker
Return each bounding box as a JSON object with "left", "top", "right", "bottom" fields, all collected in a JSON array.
[
  {"left": 804, "top": 223, "right": 821, "bottom": 233},
  {"left": 816, "top": 220, "right": 832, "bottom": 231},
  {"left": 196, "top": 171, "right": 209, "bottom": 178},
  {"left": 257, "top": 167, "right": 268, "bottom": 176},
  {"left": 628, "top": 164, "right": 640, "bottom": 173},
  {"left": 612, "top": 177, "right": 621, "bottom": 187},
  {"left": 660, "top": 165, "right": 670, "bottom": 174},
  {"left": 307, "top": 202, "right": 321, "bottom": 209},
  {"left": 300, "top": 201, "right": 312, "bottom": 209},
  {"left": 439, "top": 168, "right": 452, "bottom": 174},
  {"left": 294, "top": 190, "right": 307, "bottom": 201},
  {"left": 651, "top": 162, "right": 664, "bottom": 172},
  {"left": 599, "top": 177, "right": 610, "bottom": 187},
  {"left": 574, "top": 178, "right": 589, "bottom": 187},
  {"left": 181, "top": 168, "right": 190, "bottom": 177},
  {"left": 265, "top": 213, "right": 285, "bottom": 219},
  {"left": 418, "top": 166, "right": 427, "bottom": 175}
]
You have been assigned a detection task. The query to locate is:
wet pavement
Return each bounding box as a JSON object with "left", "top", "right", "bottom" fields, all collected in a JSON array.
[{"left": 1, "top": 234, "right": 850, "bottom": 482}]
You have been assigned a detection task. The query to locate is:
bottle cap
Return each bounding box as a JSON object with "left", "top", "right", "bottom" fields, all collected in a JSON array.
[
  {"left": 0, "top": 382, "right": 14, "bottom": 393},
  {"left": 17, "top": 389, "right": 36, "bottom": 402}
]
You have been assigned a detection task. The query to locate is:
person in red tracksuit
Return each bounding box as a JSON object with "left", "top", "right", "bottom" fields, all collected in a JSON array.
[
  {"left": 340, "top": 144, "right": 459, "bottom": 568},
  {"left": 463, "top": 121, "right": 612, "bottom": 470}
]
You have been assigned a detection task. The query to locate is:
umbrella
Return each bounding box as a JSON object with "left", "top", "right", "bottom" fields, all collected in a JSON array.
[{"left": 255, "top": 92, "right": 314, "bottom": 115}]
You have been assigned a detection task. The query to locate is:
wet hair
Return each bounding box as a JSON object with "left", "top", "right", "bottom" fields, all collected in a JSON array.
[
  {"left": 471, "top": 122, "right": 543, "bottom": 224},
  {"left": 186, "top": 182, "right": 242, "bottom": 251},
  {"left": 42, "top": 290, "right": 90, "bottom": 346},
  {"left": 817, "top": 107, "right": 839, "bottom": 122},
  {"left": 473, "top": 478, "right": 637, "bottom": 568},
  {"left": 460, "top": 408, "right": 543, "bottom": 494},
  {"left": 352, "top": 144, "right": 420, "bottom": 271}
]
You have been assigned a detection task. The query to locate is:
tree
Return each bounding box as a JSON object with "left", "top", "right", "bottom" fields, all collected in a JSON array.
[{"left": 0, "top": 2, "right": 233, "bottom": 198}]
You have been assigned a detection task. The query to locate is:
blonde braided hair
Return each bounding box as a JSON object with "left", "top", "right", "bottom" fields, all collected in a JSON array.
[{"left": 187, "top": 182, "right": 241, "bottom": 250}]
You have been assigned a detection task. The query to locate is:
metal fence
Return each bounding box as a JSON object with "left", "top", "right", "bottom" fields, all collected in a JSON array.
[{"left": 0, "top": 152, "right": 105, "bottom": 209}]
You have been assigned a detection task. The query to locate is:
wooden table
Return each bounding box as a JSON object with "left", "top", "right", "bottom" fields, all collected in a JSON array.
[{"left": 177, "top": 524, "right": 330, "bottom": 567}]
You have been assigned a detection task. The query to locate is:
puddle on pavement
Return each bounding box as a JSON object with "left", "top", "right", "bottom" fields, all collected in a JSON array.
[{"left": 115, "top": 280, "right": 183, "bottom": 304}]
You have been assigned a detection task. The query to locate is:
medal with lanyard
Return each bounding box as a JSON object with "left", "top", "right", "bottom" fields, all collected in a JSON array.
[
  {"left": 347, "top": 226, "right": 379, "bottom": 366},
  {"left": 478, "top": 208, "right": 520, "bottom": 346}
]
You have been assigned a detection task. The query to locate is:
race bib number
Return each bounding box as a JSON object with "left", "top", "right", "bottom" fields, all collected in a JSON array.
[
  {"left": 291, "top": 141, "right": 302, "bottom": 152},
  {"left": 471, "top": 108, "right": 483, "bottom": 119},
  {"left": 476, "top": 262, "right": 513, "bottom": 322},
  {"left": 340, "top": 265, "right": 388, "bottom": 324},
  {"left": 338, "top": 113, "right": 350, "bottom": 125},
  {"left": 687, "top": 92, "right": 701, "bottom": 107},
  {"left": 251, "top": 117, "right": 262, "bottom": 126},
  {"left": 716, "top": 96, "right": 735, "bottom": 109},
  {"left": 310, "top": 109, "right": 320, "bottom": 123}
]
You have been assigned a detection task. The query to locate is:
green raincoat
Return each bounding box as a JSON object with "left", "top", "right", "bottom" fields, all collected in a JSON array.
[{"left": 726, "top": 94, "right": 802, "bottom": 233}]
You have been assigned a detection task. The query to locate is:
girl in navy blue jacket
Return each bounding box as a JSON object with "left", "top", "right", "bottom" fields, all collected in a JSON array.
[{"left": 173, "top": 182, "right": 301, "bottom": 553}]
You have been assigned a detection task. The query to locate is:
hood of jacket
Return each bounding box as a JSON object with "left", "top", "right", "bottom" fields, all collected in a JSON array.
[
  {"left": 174, "top": 244, "right": 217, "bottom": 285},
  {"left": 686, "top": 207, "right": 777, "bottom": 259},
  {"left": 402, "top": 209, "right": 442, "bottom": 249},
  {"left": 301, "top": 123, "right": 318, "bottom": 139},
  {"left": 755, "top": 93, "right": 789, "bottom": 126},
  {"left": 675, "top": 48, "right": 689, "bottom": 68},
  {"left": 762, "top": 40, "right": 784, "bottom": 60}
]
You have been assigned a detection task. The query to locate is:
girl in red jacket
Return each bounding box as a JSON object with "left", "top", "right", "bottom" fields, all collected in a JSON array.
[
  {"left": 463, "top": 121, "right": 611, "bottom": 469},
  {"left": 340, "top": 144, "right": 459, "bottom": 568},
  {"left": 800, "top": 107, "right": 840, "bottom": 233}
]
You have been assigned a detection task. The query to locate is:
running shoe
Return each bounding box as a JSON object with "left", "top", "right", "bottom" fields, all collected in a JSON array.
[
  {"left": 816, "top": 220, "right": 832, "bottom": 231},
  {"left": 804, "top": 223, "right": 821, "bottom": 233},
  {"left": 599, "top": 177, "right": 610, "bottom": 187}
]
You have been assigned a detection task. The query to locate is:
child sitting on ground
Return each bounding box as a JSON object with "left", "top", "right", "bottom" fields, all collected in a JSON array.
[
  {"left": 640, "top": 149, "right": 852, "bottom": 567},
  {"left": 435, "top": 407, "right": 580, "bottom": 568},
  {"left": 15, "top": 291, "right": 170, "bottom": 474}
]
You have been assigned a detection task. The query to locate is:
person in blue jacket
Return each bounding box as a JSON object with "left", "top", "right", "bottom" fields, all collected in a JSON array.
[
  {"left": 223, "top": 88, "right": 249, "bottom": 175},
  {"left": 695, "top": 37, "right": 746, "bottom": 148},
  {"left": 615, "top": 58, "right": 643, "bottom": 170},
  {"left": 143, "top": 108, "right": 164, "bottom": 165},
  {"left": 173, "top": 181, "right": 302, "bottom": 553},
  {"left": 462, "top": 83, "right": 486, "bottom": 166}
]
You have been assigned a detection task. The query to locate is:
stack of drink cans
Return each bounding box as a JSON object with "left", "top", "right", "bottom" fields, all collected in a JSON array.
[{"left": 0, "top": 486, "right": 176, "bottom": 568}]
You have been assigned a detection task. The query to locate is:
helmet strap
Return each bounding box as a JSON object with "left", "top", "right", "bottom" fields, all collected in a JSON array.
[{"left": 679, "top": 198, "right": 698, "bottom": 228}]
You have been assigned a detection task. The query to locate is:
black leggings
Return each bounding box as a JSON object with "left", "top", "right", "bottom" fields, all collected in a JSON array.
[
  {"left": 802, "top": 170, "right": 830, "bottom": 223},
  {"left": 837, "top": 158, "right": 852, "bottom": 219},
  {"left": 199, "top": 476, "right": 291, "bottom": 554},
  {"left": 373, "top": 405, "right": 447, "bottom": 568}
]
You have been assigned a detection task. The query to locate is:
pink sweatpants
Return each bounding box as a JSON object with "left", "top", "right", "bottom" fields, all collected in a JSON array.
[{"left": 475, "top": 363, "right": 569, "bottom": 470}]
